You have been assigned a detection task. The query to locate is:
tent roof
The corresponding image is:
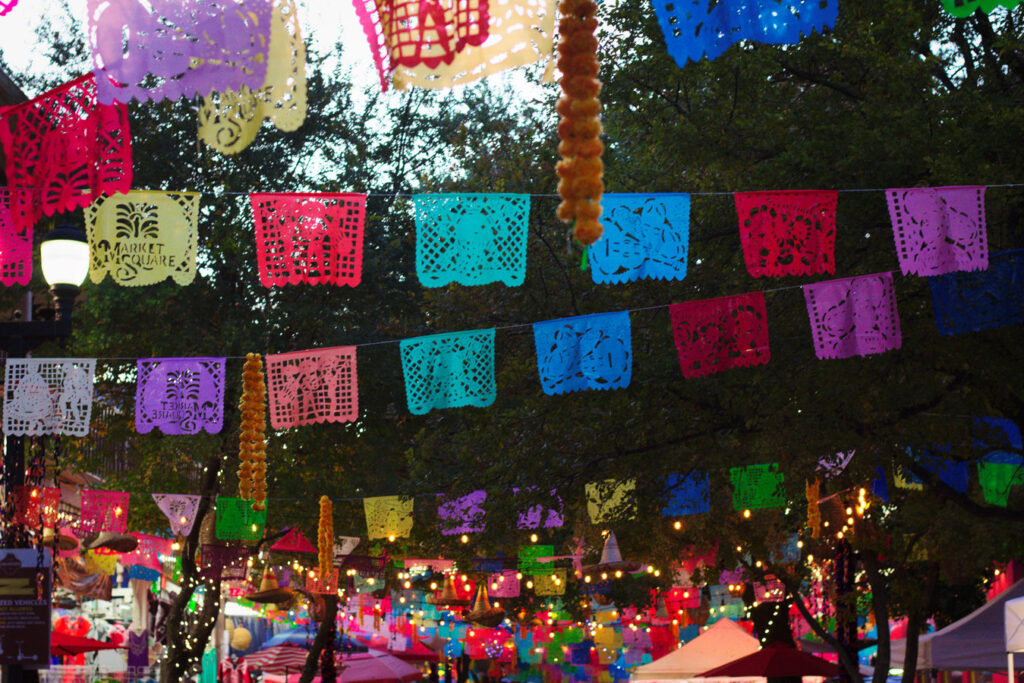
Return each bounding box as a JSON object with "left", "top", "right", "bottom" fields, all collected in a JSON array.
[
  {"left": 632, "top": 619, "right": 760, "bottom": 680},
  {"left": 892, "top": 578, "right": 1024, "bottom": 671}
]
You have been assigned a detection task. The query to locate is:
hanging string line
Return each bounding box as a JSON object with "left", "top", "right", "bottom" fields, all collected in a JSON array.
[{"left": 0, "top": 270, "right": 899, "bottom": 362}]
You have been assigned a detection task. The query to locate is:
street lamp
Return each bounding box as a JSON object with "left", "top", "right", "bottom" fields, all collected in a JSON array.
[{"left": 0, "top": 221, "right": 88, "bottom": 683}]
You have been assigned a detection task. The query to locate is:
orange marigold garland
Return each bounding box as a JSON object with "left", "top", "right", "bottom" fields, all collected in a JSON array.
[
  {"left": 556, "top": 0, "right": 603, "bottom": 246},
  {"left": 238, "top": 353, "right": 268, "bottom": 511},
  {"left": 806, "top": 478, "right": 821, "bottom": 540},
  {"left": 318, "top": 495, "right": 333, "bottom": 581}
]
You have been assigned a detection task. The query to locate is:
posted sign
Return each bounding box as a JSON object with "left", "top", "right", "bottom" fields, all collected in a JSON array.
[{"left": 0, "top": 548, "right": 52, "bottom": 668}]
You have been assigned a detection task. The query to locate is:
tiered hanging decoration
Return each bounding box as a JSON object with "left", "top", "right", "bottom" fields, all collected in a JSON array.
[
  {"left": 318, "top": 495, "right": 333, "bottom": 580},
  {"left": 238, "top": 353, "right": 268, "bottom": 511},
  {"left": 555, "top": 0, "right": 603, "bottom": 245}
]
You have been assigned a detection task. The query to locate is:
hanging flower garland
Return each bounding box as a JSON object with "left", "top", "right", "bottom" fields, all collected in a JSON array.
[
  {"left": 238, "top": 353, "right": 268, "bottom": 510},
  {"left": 318, "top": 495, "right": 333, "bottom": 580},
  {"left": 555, "top": 0, "right": 604, "bottom": 246},
  {"left": 806, "top": 478, "right": 821, "bottom": 540}
]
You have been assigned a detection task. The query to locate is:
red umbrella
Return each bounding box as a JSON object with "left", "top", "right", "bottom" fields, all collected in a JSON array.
[
  {"left": 51, "top": 631, "right": 124, "bottom": 657},
  {"left": 699, "top": 641, "right": 841, "bottom": 678}
]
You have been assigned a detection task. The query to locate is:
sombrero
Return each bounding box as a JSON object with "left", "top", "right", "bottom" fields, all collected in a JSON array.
[
  {"left": 82, "top": 531, "right": 138, "bottom": 553},
  {"left": 427, "top": 574, "right": 469, "bottom": 607},
  {"left": 243, "top": 570, "right": 295, "bottom": 604},
  {"left": 582, "top": 531, "right": 641, "bottom": 575},
  {"left": 41, "top": 528, "right": 79, "bottom": 551},
  {"left": 465, "top": 584, "right": 505, "bottom": 627}
]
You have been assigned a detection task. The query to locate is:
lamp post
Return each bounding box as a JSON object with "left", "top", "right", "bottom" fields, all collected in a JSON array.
[{"left": 0, "top": 221, "right": 88, "bottom": 683}]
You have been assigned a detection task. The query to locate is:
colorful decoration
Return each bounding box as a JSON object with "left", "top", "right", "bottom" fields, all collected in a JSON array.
[
  {"left": 12, "top": 486, "right": 60, "bottom": 528},
  {"left": 818, "top": 450, "right": 855, "bottom": 478},
  {"left": 734, "top": 190, "right": 838, "bottom": 278},
  {"left": 929, "top": 249, "right": 1024, "bottom": 336},
  {"left": 352, "top": 0, "right": 490, "bottom": 91},
  {"left": 893, "top": 464, "right": 923, "bottom": 491},
  {"left": 533, "top": 568, "right": 567, "bottom": 596},
  {"left": 199, "top": 544, "right": 249, "bottom": 580},
  {"left": 271, "top": 526, "right": 317, "bottom": 553},
  {"left": 662, "top": 471, "right": 709, "bottom": 516},
  {"left": 265, "top": 346, "right": 358, "bottom": 429},
  {"left": 515, "top": 489, "right": 564, "bottom": 529},
  {"left": 399, "top": 329, "right": 496, "bottom": 415},
  {"left": 438, "top": 490, "right": 486, "bottom": 535},
  {"left": 0, "top": 187, "right": 32, "bottom": 285},
  {"left": 2, "top": 359, "right": 96, "bottom": 437},
  {"left": 668, "top": 292, "right": 770, "bottom": 378},
  {"left": 136, "top": 358, "right": 225, "bottom": 435},
  {"left": 886, "top": 186, "right": 988, "bottom": 276},
  {"left": 307, "top": 567, "right": 339, "bottom": 594},
  {"left": 413, "top": 193, "right": 529, "bottom": 287},
  {"left": 238, "top": 353, "right": 268, "bottom": 510},
  {"left": 806, "top": 479, "right": 820, "bottom": 539},
  {"left": 0, "top": 75, "right": 132, "bottom": 232},
  {"left": 79, "top": 490, "right": 130, "bottom": 535},
  {"left": 85, "top": 190, "right": 199, "bottom": 286},
  {"left": 363, "top": 495, "right": 414, "bottom": 539},
  {"left": 250, "top": 192, "right": 367, "bottom": 287},
  {"left": 587, "top": 194, "right": 690, "bottom": 284},
  {"left": 215, "top": 496, "right": 267, "bottom": 541},
  {"left": 518, "top": 546, "right": 554, "bottom": 574},
  {"left": 488, "top": 570, "right": 521, "bottom": 598},
  {"left": 198, "top": 0, "right": 307, "bottom": 154},
  {"left": 729, "top": 464, "right": 785, "bottom": 510},
  {"left": 533, "top": 311, "right": 632, "bottom": 395},
  {"left": 121, "top": 534, "right": 173, "bottom": 570},
  {"left": 940, "top": 0, "right": 1020, "bottom": 17},
  {"left": 391, "top": 0, "right": 556, "bottom": 89},
  {"left": 907, "top": 446, "right": 970, "bottom": 494},
  {"left": 803, "top": 272, "right": 902, "bottom": 359},
  {"left": 650, "top": 0, "right": 838, "bottom": 65},
  {"left": 586, "top": 479, "right": 636, "bottom": 523},
  {"left": 555, "top": 0, "right": 603, "bottom": 245},
  {"left": 318, "top": 495, "right": 333, "bottom": 580},
  {"left": 977, "top": 452, "right": 1024, "bottom": 507},
  {"left": 152, "top": 493, "right": 202, "bottom": 536},
  {"left": 87, "top": 0, "right": 272, "bottom": 103}
]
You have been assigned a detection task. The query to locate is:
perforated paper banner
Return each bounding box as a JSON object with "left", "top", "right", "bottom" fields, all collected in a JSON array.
[
  {"left": 250, "top": 193, "right": 366, "bottom": 287},
  {"left": 533, "top": 312, "right": 632, "bottom": 395},
  {"left": 266, "top": 346, "right": 358, "bottom": 429},
  {"left": 893, "top": 464, "right": 923, "bottom": 490},
  {"left": 941, "top": 0, "right": 1020, "bottom": 19},
  {"left": 753, "top": 577, "right": 785, "bottom": 603},
  {"left": 215, "top": 496, "right": 267, "bottom": 540},
  {"left": 514, "top": 488, "right": 564, "bottom": 529},
  {"left": 86, "top": 191, "right": 199, "bottom": 286},
  {"left": 199, "top": 544, "right": 249, "bottom": 580},
  {"left": 930, "top": 249, "right": 1024, "bottom": 336},
  {"left": 489, "top": 570, "right": 520, "bottom": 598},
  {"left": 79, "top": 490, "right": 130, "bottom": 535},
  {"left": 977, "top": 455, "right": 1024, "bottom": 507},
  {"left": 364, "top": 495, "right": 414, "bottom": 539},
  {"left": 909, "top": 446, "right": 969, "bottom": 494},
  {"left": 12, "top": 486, "right": 60, "bottom": 528},
  {"left": 662, "top": 471, "right": 709, "bottom": 516},
  {"left": 518, "top": 545, "right": 554, "bottom": 574},
  {"left": 803, "top": 272, "right": 902, "bottom": 359},
  {"left": 0, "top": 75, "right": 132, "bottom": 232},
  {"left": 307, "top": 568, "right": 339, "bottom": 594},
  {"left": 392, "top": 0, "right": 555, "bottom": 89},
  {"left": 735, "top": 190, "right": 838, "bottom": 278},
  {"left": 587, "top": 194, "right": 690, "bottom": 284},
  {"left": 136, "top": 358, "right": 225, "bottom": 434},
  {"left": 152, "top": 493, "right": 202, "bottom": 536},
  {"left": 414, "top": 194, "right": 529, "bottom": 287},
  {"left": 400, "top": 329, "right": 496, "bottom": 415},
  {"left": 352, "top": 0, "right": 491, "bottom": 91},
  {"left": 85, "top": 550, "right": 118, "bottom": 576},
  {"left": 198, "top": 0, "right": 307, "bottom": 154},
  {"left": 729, "top": 464, "right": 785, "bottom": 510},
  {"left": 533, "top": 569, "right": 566, "bottom": 596},
  {"left": 818, "top": 450, "right": 855, "bottom": 479},
  {"left": 0, "top": 188, "right": 32, "bottom": 285},
  {"left": 438, "top": 490, "right": 486, "bottom": 535},
  {"left": 650, "top": 0, "right": 837, "bottom": 66},
  {"left": 3, "top": 359, "right": 96, "bottom": 437},
  {"left": 886, "top": 186, "right": 987, "bottom": 276},
  {"left": 88, "top": 0, "right": 272, "bottom": 103},
  {"left": 669, "top": 292, "right": 770, "bottom": 378},
  {"left": 586, "top": 479, "right": 637, "bottom": 523},
  {"left": 271, "top": 526, "right": 316, "bottom": 553},
  {"left": 121, "top": 534, "right": 172, "bottom": 570}
]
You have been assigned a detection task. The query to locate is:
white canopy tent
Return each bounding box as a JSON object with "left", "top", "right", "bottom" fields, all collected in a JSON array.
[
  {"left": 891, "top": 578, "right": 1024, "bottom": 671},
  {"left": 1004, "top": 595, "right": 1024, "bottom": 683},
  {"left": 631, "top": 619, "right": 761, "bottom": 682}
]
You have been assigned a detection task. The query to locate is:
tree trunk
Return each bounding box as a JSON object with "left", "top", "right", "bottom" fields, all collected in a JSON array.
[
  {"left": 159, "top": 451, "right": 223, "bottom": 683},
  {"left": 862, "top": 549, "right": 891, "bottom": 683},
  {"left": 901, "top": 563, "right": 939, "bottom": 683},
  {"left": 299, "top": 596, "right": 339, "bottom": 683}
]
